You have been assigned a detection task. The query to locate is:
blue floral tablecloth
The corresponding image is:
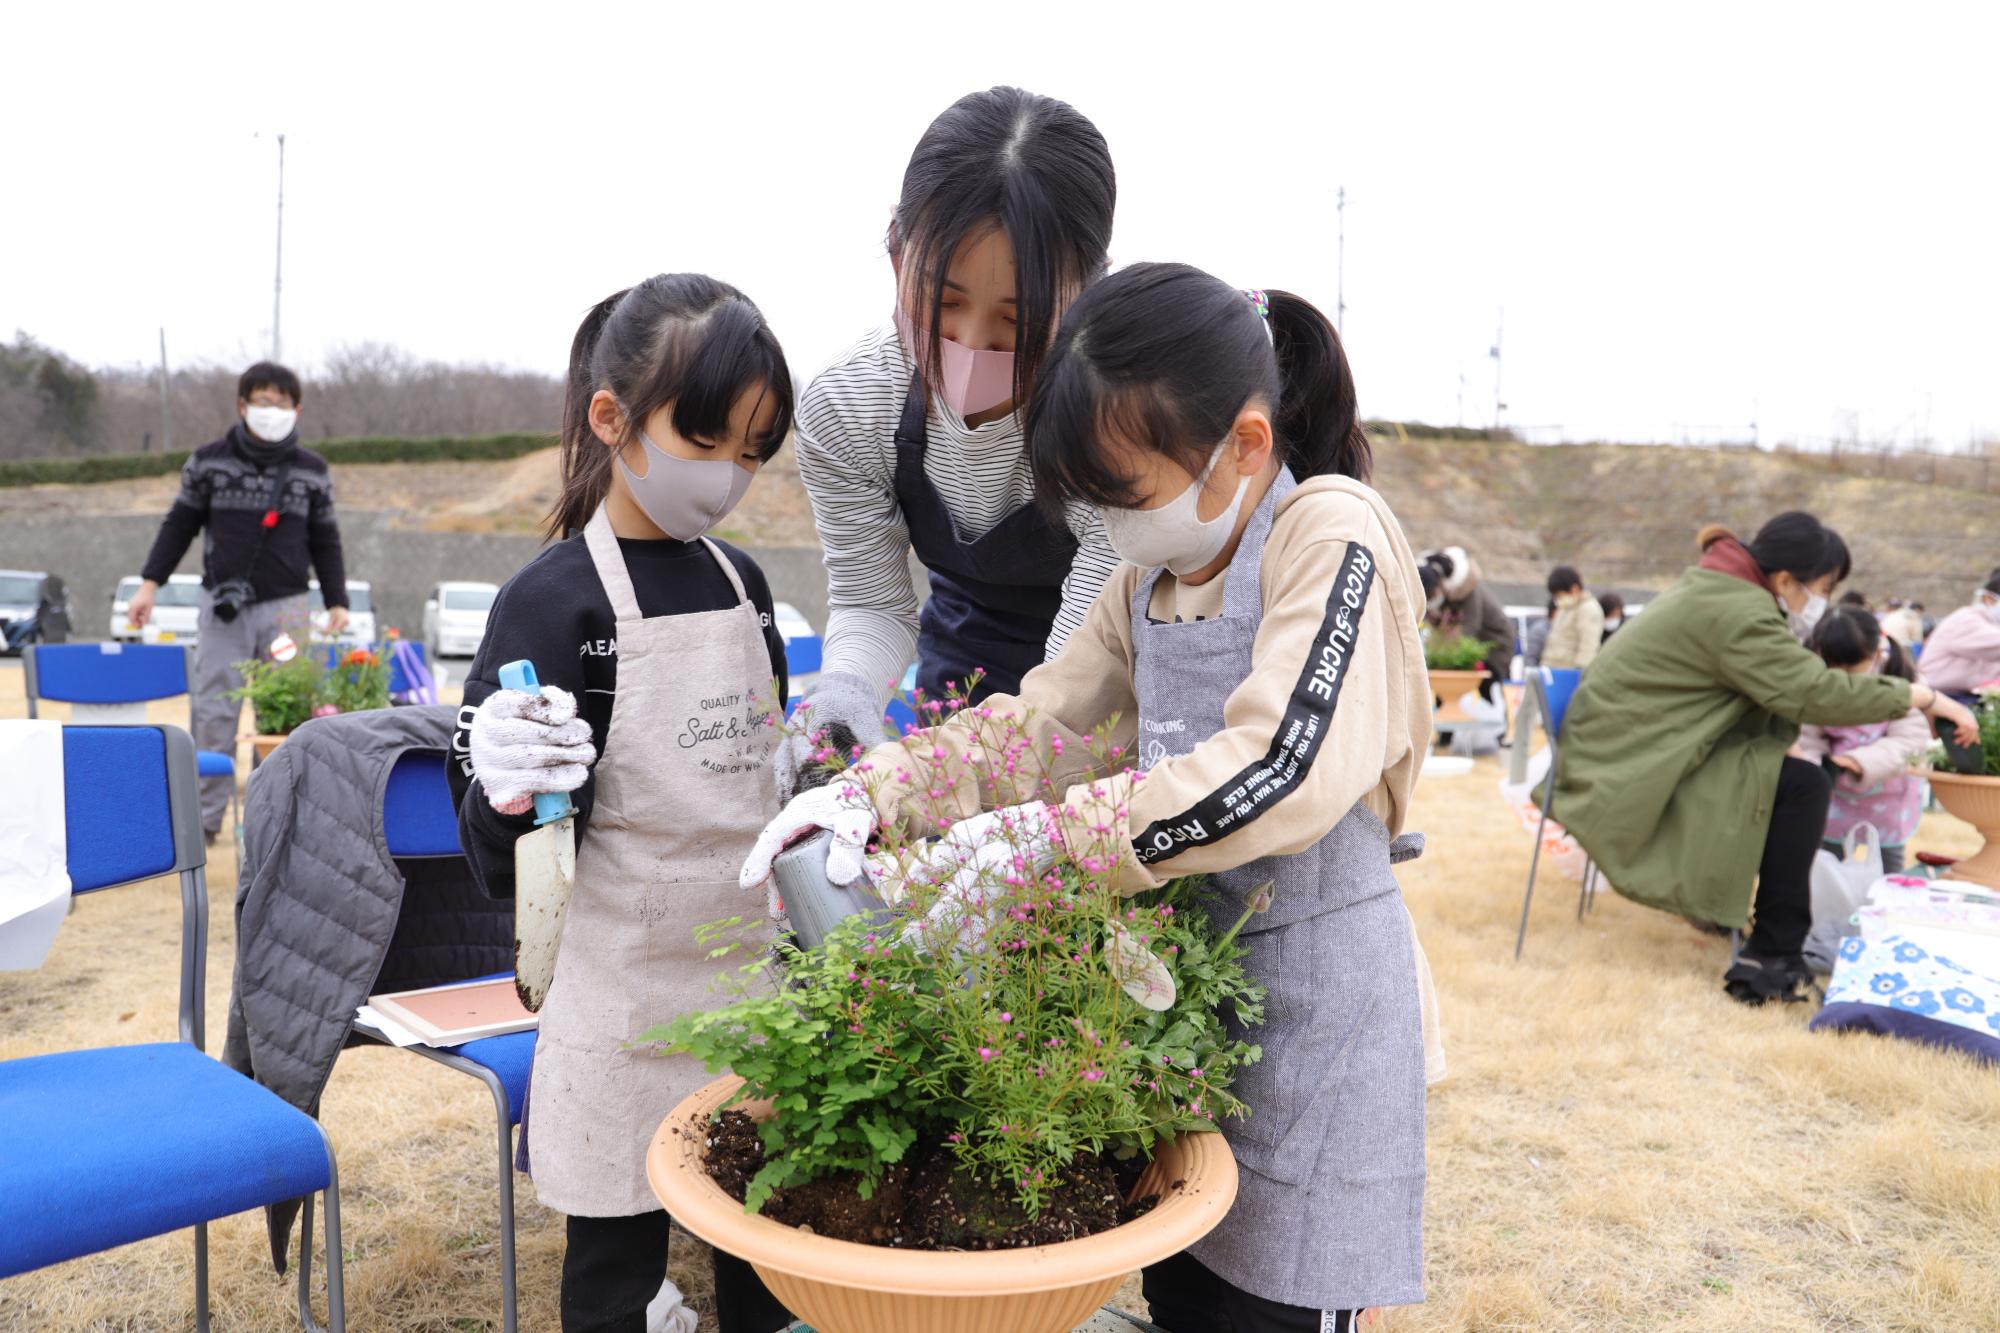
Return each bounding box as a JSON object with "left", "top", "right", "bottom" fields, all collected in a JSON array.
[{"left": 1810, "top": 933, "right": 2000, "bottom": 1064}]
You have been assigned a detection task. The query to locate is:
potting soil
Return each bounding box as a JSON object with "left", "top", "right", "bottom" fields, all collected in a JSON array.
[{"left": 705, "top": 1109, "right": 1161, "bottom": 1249}]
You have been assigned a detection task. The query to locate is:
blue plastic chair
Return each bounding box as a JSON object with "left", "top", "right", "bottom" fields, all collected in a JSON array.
[
  {"left": 22, "top": 642, "right": 241, "bottom": 835},
  {"left": 1513, "top": 667, "right": 1601, "bottom": 958},
  {"left": 0, "top": 725, "right": 345, "bottom": 1330},
  {"left": 347, "top": 751, "right": 529, "bottom": 1333},
  {"left": 785, "top": 632, "right": 824, "bottom": 677}
]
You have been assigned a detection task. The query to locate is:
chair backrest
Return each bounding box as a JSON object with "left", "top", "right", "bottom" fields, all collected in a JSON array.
[
  {"left": 382, "top": 750, "right": 463, "bottom": 857},
  {"left": 785, "top": 633, "right": 824, "bottom": 676},
  {"left": 24, "top": 643, "right": 193, "bottom": 718},
  {"left": 1535, "top": 666, "right": 1586, "bottom": 741},
  {"left": 56, "top": 725, "right": 209, "bottom": 1046}
]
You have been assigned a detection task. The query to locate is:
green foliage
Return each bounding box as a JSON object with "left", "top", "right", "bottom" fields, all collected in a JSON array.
[
  {"left": 0, "top": 432, "right": 556, "bottom": 488},
  {"left": 231, "top": 641, "right": 393, "bottom": 734},
  {"left": 648, "top": 872, "right": 1264, "bottom": 1218},
  {"left": 1424, "top": 633, "right": 1494, "bottom": 671},
  {"left": 1363, "top": 418, "right": 1519, "bottom": 443},
  {"left": 232, "top": 655, "right": 322, "bottom": 736}
]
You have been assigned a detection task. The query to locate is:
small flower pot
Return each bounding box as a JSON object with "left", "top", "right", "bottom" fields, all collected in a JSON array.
[
  {"left": 1927, "top": 769, "right": 2000, "bottom": 888},
  {"left": 647, "top": 1076, "right": 1239, "bottom": 1333},
  {"left": 1426, "top": 667, "right": 1487, "bottom": 724}
]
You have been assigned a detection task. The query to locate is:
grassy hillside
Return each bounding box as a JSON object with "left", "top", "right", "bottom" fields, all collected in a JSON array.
[
  {"left": 1, "top": 434, "right": 1988, "bottom": 608},
  {"left": 1372, "top": 437, "right": 1994, "bottom": 610}
]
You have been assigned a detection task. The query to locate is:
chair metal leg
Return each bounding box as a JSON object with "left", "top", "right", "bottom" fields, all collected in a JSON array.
[
  {"left": 1578, "top": 860, "right": 1597, "bottom": 920},
  {"left": 194, "top": 1221, "right": 210, "bottom": 1333},
  {"left": 1516, "top": 798, "right": 1554, "bottom": 959},
  {"left": 394, "top": 1045, "right": 519, "bottom": 1333},
  {"left": 297, "top": 1126, "right": 347, "bottom": 1333}
]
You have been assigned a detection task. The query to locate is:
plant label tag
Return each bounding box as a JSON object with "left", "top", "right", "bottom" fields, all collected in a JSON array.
[{"left": 1106, "top": 923, "right": 1176, "bottom": 1011}]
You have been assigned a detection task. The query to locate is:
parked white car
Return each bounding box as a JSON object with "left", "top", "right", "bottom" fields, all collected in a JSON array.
[
  {"left": 112, "top": 574, "right": 205, "bottom": 644},
  {"left": 422, "top": 581, "right": 499, "bottom": 660},
  {"left": 308, "top": 580, "right": 377, "bottom": 647}
]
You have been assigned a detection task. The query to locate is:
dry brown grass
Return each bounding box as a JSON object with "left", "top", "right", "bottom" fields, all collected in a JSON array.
[{"left": 4, "top": 668, "right": 1998, "bottom": 1331}]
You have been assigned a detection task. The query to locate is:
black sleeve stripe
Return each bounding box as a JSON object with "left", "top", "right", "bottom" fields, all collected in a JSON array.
[{"left": 1132, "top": 542, "right": 1377, "bottom": 866}]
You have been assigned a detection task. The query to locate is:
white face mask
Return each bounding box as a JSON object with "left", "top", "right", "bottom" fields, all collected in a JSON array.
[
  {"left": 1787, "top": 589, "right": 1828, "bottom": 642},
  {"left": 1100, "top": 439, "right": 1251, "bottom": 577},
  {"left": 244, "top": 404, "right": 298, "bottom": 443},
  {"left": 1978, "top": 593, "right": 2000, "bottom": 625}
]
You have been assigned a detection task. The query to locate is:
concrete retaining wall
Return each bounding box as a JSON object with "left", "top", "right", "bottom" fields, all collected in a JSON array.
[{"left": 0, "top": 510, "right": 865, "bottom": 649}]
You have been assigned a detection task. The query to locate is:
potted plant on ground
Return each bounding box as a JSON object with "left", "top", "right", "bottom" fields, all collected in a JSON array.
[
  {"left": 642, "top": 706, "right": 1263, "bottom": 1333},
  {"left": 1926, "top": 685, "right": 2000, "bottom": 887},
  {"left": 234, "top": 636, "right": 394, "bottom": 762},
  {"left": 1423, "top": 632, "right": 1492, "bottom": 725}
]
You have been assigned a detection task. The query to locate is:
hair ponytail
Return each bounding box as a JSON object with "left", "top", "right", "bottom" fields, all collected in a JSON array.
[
  {"left": 1028, "top": 263, "right": 1371, "bottom": 513},
  {"left": 549, "top": 289, "right": 629, "bottom": 540},
  {"left": 544, "top": 273, "right": 795, "bottom": 541},
  {"left": 1266, "top": 289, "right": 1371, "bottom": 484}
]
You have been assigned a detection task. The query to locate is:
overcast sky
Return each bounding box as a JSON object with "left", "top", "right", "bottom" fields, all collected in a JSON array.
[{"left": 5, "top": 2, "right": 1995, "bottom": 449}]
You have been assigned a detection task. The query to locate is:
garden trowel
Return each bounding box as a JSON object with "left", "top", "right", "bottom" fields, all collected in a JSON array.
[{"left": 498, "top": 658, "right": 576, "bottom": 1012}]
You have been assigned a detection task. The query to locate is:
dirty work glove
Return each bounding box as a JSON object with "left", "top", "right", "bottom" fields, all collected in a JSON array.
[
  {"left": 645, "top": 1274, "right": 697, "bottom": 1333},
  {"left": 740, "top": 774, "right": 879, "bottom": 897},
  {"left": 872, "top": 802, "right": 1062, "bottom": 953},
  {"left": 773, "top": 670, "right": 889, "bottom": 802},
  {"left": 470, "top": 685, "right": 595, "bottom": 817}
]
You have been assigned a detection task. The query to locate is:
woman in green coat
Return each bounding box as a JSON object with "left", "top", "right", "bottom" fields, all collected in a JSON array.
[{"left": 1552, "top": 513, "right": 1979, "bottom": 1004}]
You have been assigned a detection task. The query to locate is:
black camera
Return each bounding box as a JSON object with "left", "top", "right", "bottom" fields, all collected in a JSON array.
[{"left": 210, "top": 577, "right": 256, "bottom": 623}]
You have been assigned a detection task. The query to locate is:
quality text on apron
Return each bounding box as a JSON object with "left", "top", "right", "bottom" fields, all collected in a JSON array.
[
  {"left": 528, "top": 508, "right": 780, "bottom": 1216},
  {"left": 890, "top": 380, "right": 1078, "bottom": 704},
  {"left": 1130, "top": 468, "right": 1427, "bottom": 1310}
]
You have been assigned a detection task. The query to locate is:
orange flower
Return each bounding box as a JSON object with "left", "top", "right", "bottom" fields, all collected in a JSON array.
[{"left": 343, "top": 649, "right": 376, "bottom": 667}]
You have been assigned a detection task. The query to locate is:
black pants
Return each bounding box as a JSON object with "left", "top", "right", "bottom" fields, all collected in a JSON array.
[
  {"left": 1143, "top": 1250, "right": 1362, "bottom": 1333},
  {"left": 562, "top": 1212, "right": 794, "bottom": 1333},
  {"left": 1746, "top": 756, "right": 1833, "bottom": 959}
]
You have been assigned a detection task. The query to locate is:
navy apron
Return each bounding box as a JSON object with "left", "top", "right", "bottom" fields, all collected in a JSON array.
[
  {"left": 890, "top": 381, "right": 1077, "bottom": 704},
  {"left": 1131, "top": 469, "right": 1426, "bottom": 1310}
]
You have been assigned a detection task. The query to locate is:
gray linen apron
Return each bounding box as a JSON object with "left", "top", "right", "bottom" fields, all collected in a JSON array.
[
  {"left": 527, "top": 508, "right": 779, "bottom": 1216},
  {"left": 1131, "top": 469, "right": 1426, "bottom": 1310}
]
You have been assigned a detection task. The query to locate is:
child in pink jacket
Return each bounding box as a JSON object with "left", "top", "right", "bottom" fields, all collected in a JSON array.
[
  {"left": 1917, "top": 570, "right": 2000, "bottom": 699},
  {"left": 1795, "top": 608, "right": 1929, "bottom": 873}
]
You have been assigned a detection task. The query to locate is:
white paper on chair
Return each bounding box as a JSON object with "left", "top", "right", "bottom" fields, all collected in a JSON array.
[
  {"left": 353, "top": 1003, "right": 427, "bottom": 1047},
  {"left": 0, "top": 721, "right": 71, "bottom": 970}
]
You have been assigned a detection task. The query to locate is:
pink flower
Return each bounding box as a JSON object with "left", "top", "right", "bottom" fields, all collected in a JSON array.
[{"left": 978, "top": 1046, "right": 997, "bottom": 1062}]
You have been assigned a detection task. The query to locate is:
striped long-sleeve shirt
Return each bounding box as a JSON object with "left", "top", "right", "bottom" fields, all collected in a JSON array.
[{"left": 794, "top": 324, "right": 1118, "bottom": 704}]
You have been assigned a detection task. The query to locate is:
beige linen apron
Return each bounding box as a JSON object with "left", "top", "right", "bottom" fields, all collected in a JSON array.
[{"left": 528, "top": 508, "right": 779, "bottom": 1216}]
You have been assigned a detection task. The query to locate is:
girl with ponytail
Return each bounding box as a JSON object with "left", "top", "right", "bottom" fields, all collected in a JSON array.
[
  {"left": 744, "top": 262, "right": 1439, "bottom": 1326},
  {"left": 450, "top": 273, "right": 797, "bottom": 1332}
]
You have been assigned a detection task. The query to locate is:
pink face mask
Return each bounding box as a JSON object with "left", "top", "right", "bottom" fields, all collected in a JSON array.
[{"left": 894, "top": 309, "right": 1016, "bottom": 420}]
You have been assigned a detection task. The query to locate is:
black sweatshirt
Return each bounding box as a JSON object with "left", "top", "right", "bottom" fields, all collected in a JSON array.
[
  {"left": 141, "top": 424, "right": 349, "bottom": 606},
  {"left": 448, "top": 532, "right": 789, "bottom": 899}
]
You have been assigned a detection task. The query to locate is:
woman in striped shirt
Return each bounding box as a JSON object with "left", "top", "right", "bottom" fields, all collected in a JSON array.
[{"left": 779, "top": 86, "right": 1120, "bottom": 796}]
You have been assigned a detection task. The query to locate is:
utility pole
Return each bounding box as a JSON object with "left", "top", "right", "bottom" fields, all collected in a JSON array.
[
  {"left": 1489, "top": 308, "right": 1504, "bottom": 429},
  {"left": 1457, "top": 368, "right": 1466, "bottom": 428},
  {"left": 1335, "top": 185, "right": 1347, "bottom": 334},
  {"left": 272, "top": 132, "right": 286, "bottom": 360},
  {"left": 157, "top": 328, "right": 172, "bottom": 454}
]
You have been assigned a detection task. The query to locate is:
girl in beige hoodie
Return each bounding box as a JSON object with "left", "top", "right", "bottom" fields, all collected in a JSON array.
[{"left": 747, "top": 265, "right": 1439, "bottom": 1330}]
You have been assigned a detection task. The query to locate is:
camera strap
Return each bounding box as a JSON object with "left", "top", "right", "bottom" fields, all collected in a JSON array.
[{"left": 236, "top": 451, "right": 297, "bottom": 595}]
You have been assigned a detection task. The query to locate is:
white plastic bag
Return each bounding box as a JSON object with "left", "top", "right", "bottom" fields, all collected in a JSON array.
[{"left": 1805, "top": 822, "right": 1882, "bottom": 974}]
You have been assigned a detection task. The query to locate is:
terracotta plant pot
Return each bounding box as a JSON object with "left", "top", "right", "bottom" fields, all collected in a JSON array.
[
  {"left": 1426, "top": 667, "right": 1487, "bottom": 725},
  {"left": 648, "top": 1076, "right": 1239, "bottom": 1333},
  {"left": 1928, "top": 769, "right": 2000, "bottom": 888}
]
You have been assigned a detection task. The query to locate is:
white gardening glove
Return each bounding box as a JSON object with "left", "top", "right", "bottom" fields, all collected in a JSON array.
[
  {"left": 470, "top": 685, "right": 595, "bottom": 817},
  {"left": 872, "top": 802, "right": 1062, "bottom": 953},
  {"left": 740, "top": 773, "right": 880, "bottom": 897},
  {"left": 773, "top": 670, "right": 889, "bottom": 802},
  {"left": 645, "top": 1274, "right": 698, "bottom": 1333}
]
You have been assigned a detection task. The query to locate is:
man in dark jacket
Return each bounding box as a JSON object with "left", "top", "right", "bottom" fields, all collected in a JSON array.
[{"left": 131, "top": 362, "right": 349, "bottom": 839}]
